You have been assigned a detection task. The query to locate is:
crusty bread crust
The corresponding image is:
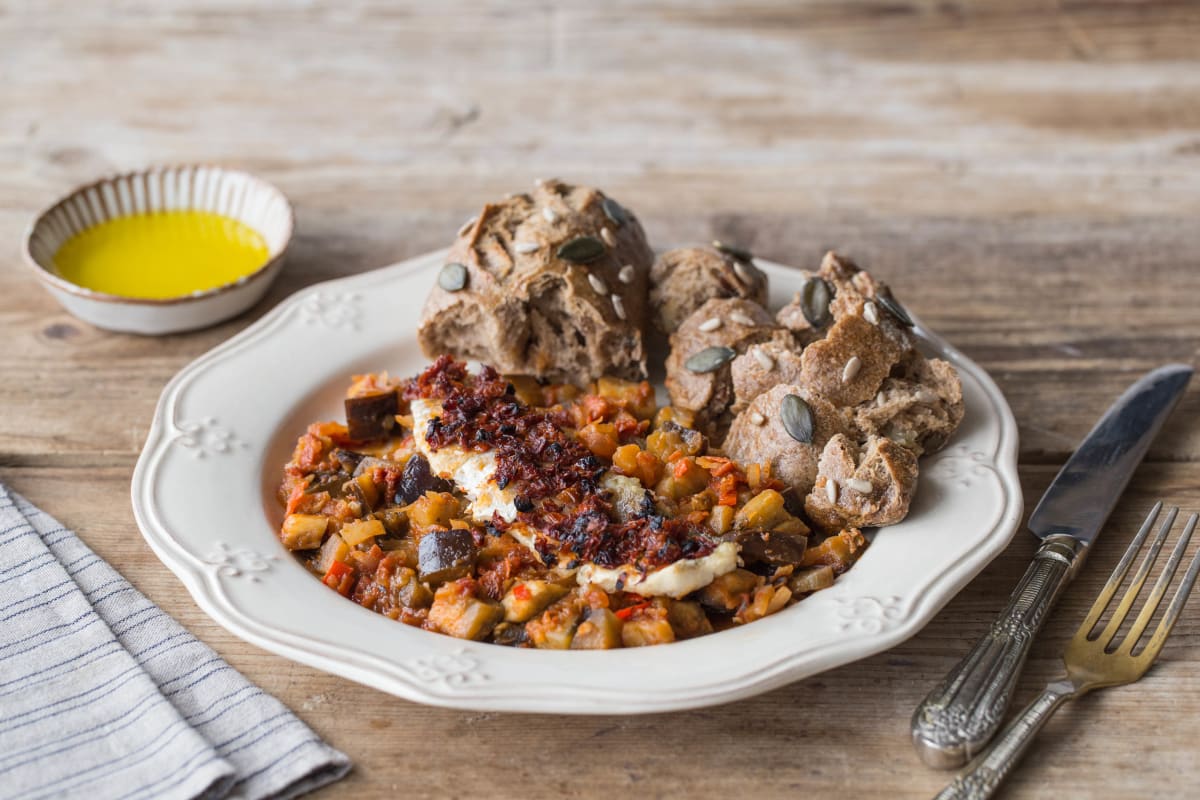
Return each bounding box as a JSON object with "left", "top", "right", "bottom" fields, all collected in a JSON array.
[
  {"left": 722, "top": 383, "right": 853, "bottom": 498},
  {"left": 418, "top": 180, "right": 654, "bottom": 382},
  {"left": 650, "top": 246, "right": 768, "bottom": 334},
  {"left": 664, "top": 297, "right": 777, "bottom": 433},
  {"left": 719, "top": 251, "right": 964, "bottom": 507}
]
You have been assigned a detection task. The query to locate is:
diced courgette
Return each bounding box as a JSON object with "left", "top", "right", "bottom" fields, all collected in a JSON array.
[
  {"left": 341, "top": 518, "right": 384, "bottom": 547},
  {"left": 281, "top": 514, "right": 328, "bottom": 550},
  {"left": 571, "top": 608, "right": 624, "bottom": 649},
  {"left": 428, "top": 581, "right": 503, "bottom": 640},
  {"left": 502, "top": 580, "right": 569, "bottom": 623}
]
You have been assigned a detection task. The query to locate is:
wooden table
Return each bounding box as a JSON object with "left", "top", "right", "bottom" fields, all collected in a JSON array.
[{"left": 3, "top": 2, "right": 1198, "bottom": 797}]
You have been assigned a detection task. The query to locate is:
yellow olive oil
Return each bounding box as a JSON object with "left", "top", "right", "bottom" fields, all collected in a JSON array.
[{"left": 54, "top": 210, "right": 269, "bottom": 299}]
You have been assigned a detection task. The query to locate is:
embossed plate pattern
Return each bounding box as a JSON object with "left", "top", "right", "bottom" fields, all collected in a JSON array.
[{"left": 131, "top": 250, "right": 1022, "bottom": 713}]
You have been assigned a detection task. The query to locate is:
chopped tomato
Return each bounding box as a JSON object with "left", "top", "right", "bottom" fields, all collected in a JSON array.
[
  {"left": 322, "top": 560, "right": 355, "bottom": 596},
  {"left": 291, "top": 432, "right": 329, "bottom": 472},
  {"left": 714, "top": 474, "right": 741, "bottom": 506},
  {"left": 284, "top": 482, "right": 307, "bottom": 515},
  {"left": 712, "top": 461, "right": 737, "bottom": 478},
  {"left": 616, "top": 601, "right": 651, "bottom": 621},
  {"left": 612, "top": 411, "right": 648, "bottom": 440},
  {"left": 580, "top": 394, "right": 614, "bottom": 423}
]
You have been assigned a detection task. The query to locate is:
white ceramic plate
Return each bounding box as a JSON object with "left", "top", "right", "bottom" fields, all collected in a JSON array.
[{"left": 132, "top": 250, "right": 1022, "bottom": 714}]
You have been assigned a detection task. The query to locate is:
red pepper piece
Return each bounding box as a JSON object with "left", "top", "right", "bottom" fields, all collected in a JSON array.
[
  {"left": 616, "top": 601, "right": 651, "bottom": 621},
  {"left": 322, "top": 560, "right": 355, "bottom": 596}
]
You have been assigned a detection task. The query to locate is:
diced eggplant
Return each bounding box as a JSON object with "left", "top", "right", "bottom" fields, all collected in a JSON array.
[
  {"left": 351, "top": 456, "right": 396, "bottom": 478},
  {"left": 666, "top": 600, "right": 714, "bottom": 639},
  {"left": 731, "top": 528, "right": 809, "bottom": 566},
  {"left": 570, "top": 608, "right": 624, "bottom": 649},
  {"left": 526, "top": 595, "right": 585, "bottom": 649},
  {"left": 502, "top": 580, "right": 569, "bottom": 623},
  {"left": 330, "top": 448, "right": 365, "bottom": 473},
  {"left": 491, "top": 622, "right": 530, "bottom": 647},
  {"left": 734, "top": 489, "right": 790, "bottom": 529},
  {"left": 280, "top": 514, "right": 328, "bottom": 550},
  {"left": 621, "top": 606, "right": 676, "bottom": 647},
  {"left": 698, "top": 568, "right": 760, "bottom": 613},
  {"left": 646, "top": 420, "right": 707, "bottom": 461},
  {"left": 417, "top": 527, "right": 477, "bottom": 584},
  {"left": 314, "top": 531, "right": 349, "bottom": 572},
  {"left": 788, "top": 565, "right": 835, "bottom": 595},
  {"left": 450, "top": 601, "right": 503, "bottom": 640},
  {"left": 377, "top": 507, "right": 408, "bottom": 536},
  {"left": 801, "top": 528, "right": 868, "bottom": 574},
  {"left": 341, "top": 473, "right": 380, "bottom": 511},
  {"left": 394, "top": 453, "right": 454, "bottom": 505},
  {"left": 771, "top": 517, "right": 808, "bottom": 537},
  {"left": 388, "top": 565, "right": 433, "bottom": 608},
  {"left": 305, "top": 471, "right": 349, "bottom": 497},
  {"left": 379, "top": 538, "right": 419, "bottom": 570},
  {"left": 427, "top": 581, "right": 503, "bottom": 640},
  {"left": 345, "top": 390, "right": 400, "bottom": 440},
  {"left": 708, "top": 504, "right": 734, "bottom": 535},
  {"left": 660, "top": 419, "right": 707, "bottom": 455},
  {"left": 735, "top": 584, "right": 794, "bottom": 624}
]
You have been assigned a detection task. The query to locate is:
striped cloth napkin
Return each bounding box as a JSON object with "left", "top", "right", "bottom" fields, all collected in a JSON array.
[{"left": 0, "top": 483, "right": 351, "bottom": 800}]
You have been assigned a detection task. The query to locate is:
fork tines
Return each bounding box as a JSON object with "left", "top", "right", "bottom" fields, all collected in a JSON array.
[{"left": 1080, "top": 502, "right": 1200, "bottom": 659}]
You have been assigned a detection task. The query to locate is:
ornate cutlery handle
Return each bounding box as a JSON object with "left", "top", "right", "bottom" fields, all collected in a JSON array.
[
  {"left": 911, "top": 534, "right": 1085, "bottom": 769},
  {"left": 933, "top": 679, "right": 1076, "bottom": 800}
]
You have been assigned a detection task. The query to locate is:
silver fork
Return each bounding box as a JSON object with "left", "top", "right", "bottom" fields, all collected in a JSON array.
[{"left": 935, "top": 502, "right": 1200, "bottom": 800}]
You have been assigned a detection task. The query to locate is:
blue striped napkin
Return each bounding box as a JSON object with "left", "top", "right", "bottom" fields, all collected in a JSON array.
[{"left": 0, "top": 483, "right": 351, "bottom": 799}]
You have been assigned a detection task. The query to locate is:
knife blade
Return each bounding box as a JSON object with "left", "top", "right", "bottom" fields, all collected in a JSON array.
[
  {"left": 912, "top": 363, "right": 1193, "bottom": 769},
  {"left": 1027, "top": 364, "right": 1194, "bottom": 544}
]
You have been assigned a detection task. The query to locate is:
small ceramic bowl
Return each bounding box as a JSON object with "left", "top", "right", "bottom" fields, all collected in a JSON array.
[{"left": 23, "top": 165, "right": 294, "bottom": 335}]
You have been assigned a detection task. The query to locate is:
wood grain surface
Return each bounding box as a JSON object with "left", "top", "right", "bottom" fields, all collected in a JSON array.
[{"left": 2, "top": 2, "right": 1199, "bottom": 798}]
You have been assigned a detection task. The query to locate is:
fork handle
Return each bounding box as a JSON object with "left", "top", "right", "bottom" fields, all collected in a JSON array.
[
  {"left": 933, "top": 679, "right": 1077, "bottom": 800},
  {"left": 912, "top": 534, "right": 1086, "bottom": 769}
]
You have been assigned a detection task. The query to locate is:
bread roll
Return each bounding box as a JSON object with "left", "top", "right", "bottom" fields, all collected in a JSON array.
[{"left": 418, "top": 180, "right": 653, "bottom": 382}]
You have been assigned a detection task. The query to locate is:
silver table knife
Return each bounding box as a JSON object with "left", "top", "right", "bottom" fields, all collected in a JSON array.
[{"left": 911, "top": 363, "right": 1193, "bottom": 769}]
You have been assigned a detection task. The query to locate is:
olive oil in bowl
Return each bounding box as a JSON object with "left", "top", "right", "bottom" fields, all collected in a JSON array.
[{"left": 54, "top": 210, "right": 270, "bottom": 300}]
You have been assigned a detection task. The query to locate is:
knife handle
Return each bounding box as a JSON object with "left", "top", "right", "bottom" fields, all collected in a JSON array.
[
  {"left": 933, "top": 679, "right": 1077, "bottom": 800},
  {"left": 911, "top": 534, "right": 1086, "bottom": 769}
]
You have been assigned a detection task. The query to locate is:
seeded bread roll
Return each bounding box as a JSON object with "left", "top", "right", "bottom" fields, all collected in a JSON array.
[
  {"left": 852, "top": 354, "right": 964, "bottom": 455},
  {"left": 807, "top": 251, "right": 963, "bottom": 455},
  {"left": 664, "top": 297, "right": 778, "bottom": 434},
  {"left": 417, "top": 180, "right": 653, "bottom": 382},
  {"left": 729, "top": 329, "right": 804, "bottom": 416},
  {"left": 773, "top": 269, "right": 825, "bottom": 346},
  {"left": 820, "top": 251, "right": 918, "bottom": 363},
  {"left": 804, "top": 434, "right": 919, "bottom": 534},
  {"left": 650, "top": 245, "right": 768, "bottom": 334},
  {"left": 722, "top": 384, "right": 853, "bottom": 499},
  {"left": 799, "top": 313, "right": 906, "bottom": 408}
]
